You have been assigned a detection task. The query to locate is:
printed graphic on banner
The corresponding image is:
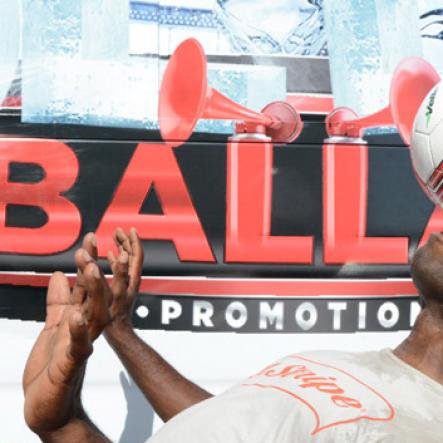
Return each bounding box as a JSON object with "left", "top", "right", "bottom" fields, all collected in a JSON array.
[
  {"left": 4, "top": 1, "right": 443, "bottom": 125},
  {"left": 2, "top": 2, "right": 443, "bottom": 333},
  {"left": 0, "top": 138, "right": 436, "bottom": 277}
]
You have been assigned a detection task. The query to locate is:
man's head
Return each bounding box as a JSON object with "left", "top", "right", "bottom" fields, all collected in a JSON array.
[{"left": 411, "top": 232, "right": 443, "bottom": 306}]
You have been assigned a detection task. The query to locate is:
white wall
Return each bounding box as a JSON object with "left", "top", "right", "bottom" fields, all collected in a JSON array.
[{"left": 0, "top": 318, "right": 409, "bottom": 442}]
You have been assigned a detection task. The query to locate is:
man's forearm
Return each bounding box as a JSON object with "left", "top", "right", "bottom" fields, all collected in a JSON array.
[
  {"left": 38, "top": 417, "right": 111, "bottom": 443},
  {"left": 105, "top": 323, "right": 212, "bottom": 421}
]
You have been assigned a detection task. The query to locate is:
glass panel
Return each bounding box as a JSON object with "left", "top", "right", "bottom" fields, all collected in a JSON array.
[
  {"left": 21, "top": 0, "right": 160, "bottom": 129},
  {"left": 0, "top": 0, "right": 20, "bottom": 109},
  {"left": 324, "top": 0, "right": 422, "bottom": 116},
  {"left": 1, "top": 0, "right": 443, "bottom": 133}
]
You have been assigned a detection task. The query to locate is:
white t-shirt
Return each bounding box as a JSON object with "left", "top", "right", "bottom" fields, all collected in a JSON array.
[{"left": 148, "top": 349, "right": 443, "bottom": 442}]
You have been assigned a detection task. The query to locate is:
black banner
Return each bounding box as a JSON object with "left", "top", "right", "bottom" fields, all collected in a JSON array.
[
  {"left": 0, "top": 283, "right": 420, "bottom": 333},
  {"left": 0, "top": 123, "right": 434, "bottom": 326},
  {"left": 133, "top": 294, "right": 420, "bottom": 333},
  {"left": 0, "top": 135, "right": 434, "bottom": 278}
]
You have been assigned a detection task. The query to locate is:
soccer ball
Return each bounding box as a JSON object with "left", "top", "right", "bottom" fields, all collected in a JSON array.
[{"left": 410, "top": 81, "right": 443, "bottom": 206}]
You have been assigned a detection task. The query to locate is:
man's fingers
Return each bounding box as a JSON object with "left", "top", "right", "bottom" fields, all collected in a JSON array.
[
  {"left": 83, "top": 263, "right": 111, "bottom": 340},
  {"left": 107, "top": 250, "right": 117, "bottom": 268},
  {"left": 129, "top": 227, "right": 144, "bottom": 292},
  {"left": 72, "top": 233, "right": 97, "bottom": 304},
  {"left": 129, "top": 227, "right": 143, "bottom": 260},
  {"left": 114, "top": 227, "right": 132, "bottom": 254},
  {"left": 110, "top": 250, "right": 130, "bottom": 299},
  {"left": 47, "top": 272, "right": 71, "bottom": 306},
  {"left": 68, "top": 309, "right": 92, "bottom": 363},
  {"left": 72, "top": 248, "right": 93, "bottom": 304},
  {"left": 45, "top": 272, "right": 71, "bottom": 328},
  {"left": 113, "top": 227, "right": 143, "bottom": 294},
  {"left": 74, "top": 248, "right": 93, "bottom": 273},
  {"left": 82, "top": 232, "right": 98, "bottom": 260}
]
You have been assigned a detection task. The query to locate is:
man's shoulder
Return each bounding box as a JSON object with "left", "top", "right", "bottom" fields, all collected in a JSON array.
[{"left": 285, "top": 348, "right": 387, "bottom": 364}]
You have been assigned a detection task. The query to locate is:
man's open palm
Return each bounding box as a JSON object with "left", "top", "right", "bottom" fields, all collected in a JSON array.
[{"left": 23, "top": 255, "right": 111, "bottom": 434}]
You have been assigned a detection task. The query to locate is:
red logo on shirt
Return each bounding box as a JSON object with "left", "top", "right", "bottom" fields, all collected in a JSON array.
[{"left": 242, "top": 355, "right": 395, "bottom": 435}]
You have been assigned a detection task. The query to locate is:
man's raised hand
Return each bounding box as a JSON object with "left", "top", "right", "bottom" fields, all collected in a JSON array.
[
  {"left": 106, "top": 227, "right": 144, "bottom": 330},
  {"left": 23, "top": 254, "right": 111, "bottom": 439},
  {"left": 102, "top": 228, "right": 213, "bottom": 421}
]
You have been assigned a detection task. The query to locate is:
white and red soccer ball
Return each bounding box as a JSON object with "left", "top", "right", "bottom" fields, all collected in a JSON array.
[{"left": 410, "top": 82, "right": 443, "bottom": 206}]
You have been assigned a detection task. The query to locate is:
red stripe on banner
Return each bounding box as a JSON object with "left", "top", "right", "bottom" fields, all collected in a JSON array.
[
  {"left": 138, "top": 278, "right": 416, "bottom": 296},
  {"left": 0, "top": 272, "right": 417, "bottom": 297},
  {"left": 1, "top": 95, "right": 21, "bottom": 108},
  {"left": 286, "top": 94, "right": 334, "bottom": 114}
]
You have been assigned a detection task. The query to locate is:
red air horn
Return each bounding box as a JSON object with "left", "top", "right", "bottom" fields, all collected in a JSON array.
[
  {"left": 159, "top": 38, "right": 303, "bottom": 147},
  {"left": 325, "top": 57, "right": 440, "bottom": 145}
]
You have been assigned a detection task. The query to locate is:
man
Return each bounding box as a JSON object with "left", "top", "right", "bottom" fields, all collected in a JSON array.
[{"left": 24, "top": 229, "right": 443, "bottom": 442}]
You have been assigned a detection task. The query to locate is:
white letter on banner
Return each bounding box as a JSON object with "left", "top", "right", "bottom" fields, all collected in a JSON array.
[
  {"left": 259, "top": 302, "right": 284, "bottom": 330},
  {"left": 327, "top": 302, "right": 347, "bottom": 330},
  {"left": 358, "top": 302, "right": 367, "bottom": 330},
  {"left": 193, "top": 301, "right": 215, "bottom": 327},
  {"left": 226, "top": 302, "right": 248, "bottom": 329},
  {"left": 161, "top": 300, "right": 182, "bottom": 325},
  {"left": 295, "top": 302, "right": 318, "bottom": 331},
  {"left": 377, "top": 302, "right": 400, "bottom": 329}
]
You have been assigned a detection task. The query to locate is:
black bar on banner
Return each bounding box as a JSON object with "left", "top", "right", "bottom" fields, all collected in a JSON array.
[
  {"left": 0, "top": 285, "right": 420, "bottom": 333},
  {"left": 132, "top": 294, "right": 421, "bottom": 334}
]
